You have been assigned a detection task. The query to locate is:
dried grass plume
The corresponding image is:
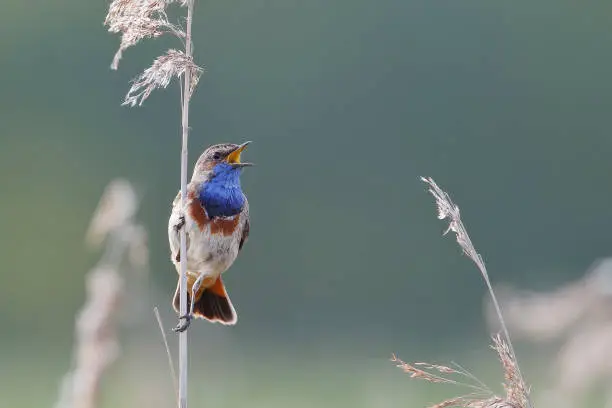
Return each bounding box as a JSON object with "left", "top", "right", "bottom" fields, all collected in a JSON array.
[
  {"left": 392, "top": 335, "right": 526, "bottom": 408},
  {"left": 123, "top": 49, "right": 202, "bottom": 107},
  {"left": 104, "top": 0, "right": 185, "bottom": 70},
  {"left": 104, "top": 0, "right": 202, "bottom": 106},
  {"left": 405, "top": 177, "right": 533, "bottom": 408},
  {"left": 85, "top": 179, "right": 138, "bottom": 247},
  {"left": 54, "top": 179, "right": 148, "bottom": 408}
]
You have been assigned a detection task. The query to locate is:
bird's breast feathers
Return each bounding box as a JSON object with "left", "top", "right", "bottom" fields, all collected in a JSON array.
[
  {"left": 168, "top": 184, "right": 249, "bottom": 278},
  {"left": 187, "top": 189, "right": 242, "bottom": 235}
]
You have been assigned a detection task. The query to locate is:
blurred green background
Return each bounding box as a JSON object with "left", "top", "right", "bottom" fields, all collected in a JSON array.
[{"left": 2, "top": 0, "right": 612, "bottom": 407}]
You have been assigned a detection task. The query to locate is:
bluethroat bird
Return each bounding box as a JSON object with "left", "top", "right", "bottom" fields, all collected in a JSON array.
[{"left": 168, "top": 142, "right": 252, "bottom": 332}]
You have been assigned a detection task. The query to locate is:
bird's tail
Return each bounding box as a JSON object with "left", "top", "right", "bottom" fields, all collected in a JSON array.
[{"left": 173, "top": 277, "right": 237, "bottom": 325}]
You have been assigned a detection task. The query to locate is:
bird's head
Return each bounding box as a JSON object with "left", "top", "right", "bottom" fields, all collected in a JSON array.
[{"left": 192, "top": 141, "right": 253, "bottom": 181}]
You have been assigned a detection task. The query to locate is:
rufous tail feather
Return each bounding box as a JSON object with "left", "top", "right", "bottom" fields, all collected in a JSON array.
[{"left": 172, "top": 277, "right": 237, "bottom": 325}]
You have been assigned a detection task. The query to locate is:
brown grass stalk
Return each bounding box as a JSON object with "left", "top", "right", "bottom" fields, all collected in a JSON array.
[
  {"left": 390, "top": 177, "right": 532, "bottom": 408},
  {"left": 55, "top": 179, "right": 147, "bottom": 408},
  {"left": 392, "top": 335, "right": 525, "bottom": 408}
]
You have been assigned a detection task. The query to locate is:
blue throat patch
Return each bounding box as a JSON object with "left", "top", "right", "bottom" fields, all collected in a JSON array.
[{"left": 199, "top": 162, "right": 245, "bottom": 218}]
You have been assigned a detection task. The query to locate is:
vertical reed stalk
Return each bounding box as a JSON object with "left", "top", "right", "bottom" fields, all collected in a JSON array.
[
  {"left": 179, "top": 2, "right": 195, "bottom": 407},
  {"left": 104, "top": 1, "right": 204, "bottom": 407}
]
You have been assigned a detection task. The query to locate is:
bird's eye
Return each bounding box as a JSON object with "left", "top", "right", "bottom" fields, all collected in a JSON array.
[{"left": 213, "top": 152, "right": 221, "bottom": 160}]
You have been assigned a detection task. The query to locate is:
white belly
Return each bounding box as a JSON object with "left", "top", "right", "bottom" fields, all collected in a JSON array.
[{"left": 168, "top": 207, "right": 240, "bottom": 280}]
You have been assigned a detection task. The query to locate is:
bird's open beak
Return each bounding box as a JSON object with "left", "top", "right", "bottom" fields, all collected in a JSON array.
[{"left": 227, "top": 141, "right": 253, "bottom": 168}]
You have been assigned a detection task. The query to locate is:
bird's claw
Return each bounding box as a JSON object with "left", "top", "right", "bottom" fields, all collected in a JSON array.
[
  {"left": 173, "top": 313, "right": 192, "bottom": 333},
  {"left": 174, "top": 216, "right": 186, "bottom": 232}
]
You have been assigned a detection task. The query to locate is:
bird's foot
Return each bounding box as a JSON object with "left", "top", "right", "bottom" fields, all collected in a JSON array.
[
  {"left": 173, "top": 313, "right": 192, "bottom": 333},
  {"left": 174, "top": 215, "right": 186, "bottom": 232}
]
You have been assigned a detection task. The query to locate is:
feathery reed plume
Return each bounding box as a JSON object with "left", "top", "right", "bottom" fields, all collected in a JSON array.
[
  {"left": 55, "top": 179, "right": 148, "bottom": 408},
  {"left": 105, "top": 0, "right": 185, "bottom": 70},
  {"left": 492, "top": 335, "right": 529, "bottom": 408},
  {"left": 413, "top": 177, "right": 532, "bottom": 408},
  {"left": 86, "top": 179, "right": 138, "bottom": 246},
  {"left": 392, "top": 335, "right": 525, "bottom": 408},
  {"left": 123, "top": 49, "right": 202, "bottom": 107},
  {"left": 104, "top": 1, "right": 200, "bottom": 407},
  {"left": 104, "top": 0, "right": 203, "bottom": 105}
]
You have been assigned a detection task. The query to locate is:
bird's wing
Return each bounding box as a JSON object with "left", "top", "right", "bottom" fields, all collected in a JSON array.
[
  {"left": 168, "top": 189, "right": 189, "bottom": 261},
  {"left": 171, "top": 189, "right": 182, "bottom": 207},
  {"left": 238, "top": 198, "right": 250, "bottom": 251}
]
